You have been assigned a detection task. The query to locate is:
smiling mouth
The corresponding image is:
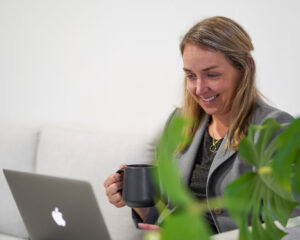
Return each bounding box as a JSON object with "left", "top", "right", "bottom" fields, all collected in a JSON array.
[{"left": 201, "top": 94, "right": 219, "bottom": 102}]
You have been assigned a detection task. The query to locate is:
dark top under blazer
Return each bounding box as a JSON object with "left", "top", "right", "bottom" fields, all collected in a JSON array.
[{"left": 134, "top": 98, "right": 296, "bottom": 233}]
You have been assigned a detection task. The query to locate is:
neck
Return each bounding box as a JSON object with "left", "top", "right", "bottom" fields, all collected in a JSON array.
[{"left": 209, "top": 114, "right": 231, "bottom": 139}]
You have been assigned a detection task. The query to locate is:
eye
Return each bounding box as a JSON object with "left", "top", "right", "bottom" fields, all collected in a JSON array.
[
  {"left": 186, "top": 73, "right": 197, "bottom": 81},
  {"left": 207, "top": 73, "right": 220, "bottom": 78}
]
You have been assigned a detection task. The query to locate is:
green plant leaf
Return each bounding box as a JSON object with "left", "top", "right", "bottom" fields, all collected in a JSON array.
[
  {"left": 154, "top": 114, "right": 194, "bottom": 206},
  {"left": 292, "top": 150, "right": 300, "bottom": 195},
  {"left": 143, "top": 231, "right": 161, "bottom": 240},
  {"left": 153, "top": 114, "right": 300, "bottom": 240},
  {"left": 238, "top": 119, "right": 283, "bottom": 167},
  {"left": 161, "top": 211, "right": 211, "bottom": 240},
  {"left": 255, "top": 118, "right": 282, "bottom": 160},
  {"left": 224, "top": 118, "right": 300, "bottom": 240},
  {"left": 272, "top": 118, "right": 300, "bottom": 192},
  {"left": 152, "top": 113, "right": 213, "bottom": 240},
  {"left": 238, "top": 136, "right": 260, "bottom": 166},
  {"left": 224, "top": 172, "right": 296, "bottom": 240}
]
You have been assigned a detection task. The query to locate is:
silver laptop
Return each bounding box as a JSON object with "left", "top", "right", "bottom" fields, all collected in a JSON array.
[{"left": 3, "top": 169, "right": 111, "bottom": 240}]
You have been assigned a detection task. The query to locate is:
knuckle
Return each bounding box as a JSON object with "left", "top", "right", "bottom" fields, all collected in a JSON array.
[
  {"left": 116, "top": 202, "right": 125, "bottom": 208},
  {"left": 116, "top": 181, "right": 122, "bottom": 189},
  {"left": 112, "top": 183, "right": 118, "bottom": 192},
  {"left": 116, "top": 193, "right": 122, "bottom": 201},
  {"left": 105, "top": 188, "right": 111, "bottom": 197},
  {"left": 105, "top": 173, "right": 117, "bottom": 187}
]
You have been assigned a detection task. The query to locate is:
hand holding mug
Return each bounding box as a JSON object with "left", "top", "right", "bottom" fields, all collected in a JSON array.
[
  {"left": 117, "top": 164, "right": 157, "bottom": 208},
  {"left": 104, "top": 164, "right": 127, "bottom": 208}
]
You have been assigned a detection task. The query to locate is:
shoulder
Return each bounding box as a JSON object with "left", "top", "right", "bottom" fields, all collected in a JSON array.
[
  {"left": 252, "top": 98, "right": 294, "bottom": 126},
  {"left": 165, "top": 107, "right": 183, "bottom": 125}
]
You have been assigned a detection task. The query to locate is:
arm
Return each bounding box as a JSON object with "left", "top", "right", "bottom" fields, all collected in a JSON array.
[{"left": 133, "top": 208, "right": 150, "bottom": 220}]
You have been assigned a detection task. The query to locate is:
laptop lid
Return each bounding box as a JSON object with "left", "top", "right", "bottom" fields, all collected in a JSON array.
[{"left": 3, "top": 169, "right": 111, "bottom": 240}]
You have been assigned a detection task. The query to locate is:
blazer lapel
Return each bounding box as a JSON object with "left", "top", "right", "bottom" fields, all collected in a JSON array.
[
  {"left": 178, "top": 114, "right": 237, "bottom": 186},
  {"left": 179, "top": 115, "right": 209, "bottom": 184},
  {"left": 207, "top": 133, "right": 236, "bottom": 182},
  {"left": 206, "top": 100, "right": 265, "bottom": 184}
]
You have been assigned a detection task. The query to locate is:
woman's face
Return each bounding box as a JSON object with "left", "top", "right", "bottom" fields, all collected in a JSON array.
[{"left": 183, "top": 43, "right": 242, "bottom": 119}]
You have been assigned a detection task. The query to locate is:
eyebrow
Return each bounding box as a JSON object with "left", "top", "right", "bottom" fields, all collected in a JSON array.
[{"left": 183, "top": 65, "right": 219, "bottom": 72}]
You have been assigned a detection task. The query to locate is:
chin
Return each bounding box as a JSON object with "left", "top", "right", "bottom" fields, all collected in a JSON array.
[
  {"left": 204, "top": 110, "right": 218, "bottom": 116},
  {"left": 199, "top": 106, "right": 218, "bottom": 115}
]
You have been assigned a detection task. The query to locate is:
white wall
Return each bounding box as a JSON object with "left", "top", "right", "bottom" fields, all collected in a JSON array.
[{"left": 0, "top": 0, "right": 300, "bottom": 165}]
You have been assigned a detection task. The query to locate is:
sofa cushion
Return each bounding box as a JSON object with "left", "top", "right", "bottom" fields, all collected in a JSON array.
[
  {"left": 35, "top": 126, "right": 156, "bottom": 240},
  {"left": 0, "top": 126, "right": 37, "bottom": 239},
  {"left": 0, "top": 233, "right": 26, "bottom": 240}
]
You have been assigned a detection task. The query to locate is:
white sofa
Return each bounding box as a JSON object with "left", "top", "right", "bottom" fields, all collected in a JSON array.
[
  {"left": 0, "top": 126, "right": 156, "bottom": 240},
  {"left": 1, "top": 126, "right": 300, "bottom": 240}
]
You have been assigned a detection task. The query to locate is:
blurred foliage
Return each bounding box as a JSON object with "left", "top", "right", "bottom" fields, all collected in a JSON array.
[
  {"left": 146, "top": 114, "right": 300, "bottom": 240},
  {"left": 224, "top": 118, "right": 299, "bottom": 240},
  {"left": 152, "top": 114, "right": 212, "bottom": 240},
  {"left": 272, "top": 118, "right": 300, "bottom": 194}
]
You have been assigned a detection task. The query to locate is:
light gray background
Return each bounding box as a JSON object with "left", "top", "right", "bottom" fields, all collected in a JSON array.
[
  {"left": 0, "top": 1, "right": 299, "bottom": 238},
  {"left": 0, "top": 0, "right": 299, "bottom": 166}
]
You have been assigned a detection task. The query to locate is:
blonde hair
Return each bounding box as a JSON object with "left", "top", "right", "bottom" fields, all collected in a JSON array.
[{"left": 180, "top": 16, "right": 259, "bottom": 150}]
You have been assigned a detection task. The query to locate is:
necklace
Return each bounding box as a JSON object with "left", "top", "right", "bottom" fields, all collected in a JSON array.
[
  {"left": 209, "top": 137, "right": 221, "bottom": 153},
  {"left": 208, "top": 126, "right": 222, "bottom": 153}
]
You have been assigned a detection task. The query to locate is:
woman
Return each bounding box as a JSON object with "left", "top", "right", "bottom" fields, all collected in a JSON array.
[{"left": 104, "top": 16, "right": 293, "bottom": 234}]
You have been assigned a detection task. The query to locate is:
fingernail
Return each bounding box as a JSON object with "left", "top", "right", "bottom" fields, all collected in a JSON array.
[
  {"left": 138, "top": 223, "right": 145, "bottom": 229},
  {"left": 138, "top": 223, "right": 150, "bottom": 230}
]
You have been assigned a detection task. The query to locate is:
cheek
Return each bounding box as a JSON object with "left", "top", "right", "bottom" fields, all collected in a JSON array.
[
  {"left": 214, "top": 76, "right": 239, "bottom": 95},
  {"left": 213, "top": 82, "right": 227, "bottom": 93},
  {"left": 218, "top": 80, "right": 239, "bottom": 102},
  {"left": 186, "top": 82, "right": 194, "bottom": 94}
]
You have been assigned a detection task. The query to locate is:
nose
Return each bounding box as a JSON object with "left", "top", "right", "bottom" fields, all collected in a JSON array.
[{"left": 195, "top": 77, "right": 208, "bottom": 96}]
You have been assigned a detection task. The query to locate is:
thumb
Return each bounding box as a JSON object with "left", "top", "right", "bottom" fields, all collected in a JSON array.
[
  {"left": 138, "top": 223, "right": 160, "bottom": 232},
  {"left": 120, "top": 163, "right": 127, "bottom": 169}
]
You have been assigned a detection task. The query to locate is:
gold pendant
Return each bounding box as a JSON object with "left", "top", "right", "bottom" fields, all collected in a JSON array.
[
  {"left": 210, "top": 145, "right": 217, "bottom": 152},
  {"left": 209, "top": 138, "right": 220, "bottom": 153}
]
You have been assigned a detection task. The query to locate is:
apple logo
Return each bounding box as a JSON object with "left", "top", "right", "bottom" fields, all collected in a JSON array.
[{"left": 51, "top": 207, "right": 66, "bottom": 227}]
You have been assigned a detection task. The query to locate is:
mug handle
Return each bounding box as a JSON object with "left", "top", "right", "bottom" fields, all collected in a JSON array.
[
  {"left": 116, "top": 168, "right": 124, "bottom": 194},
  {"left": 116, "top": 169, "right": 124, "bottom": 174}
]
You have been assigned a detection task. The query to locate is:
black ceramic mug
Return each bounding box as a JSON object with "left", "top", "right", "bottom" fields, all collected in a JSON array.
[{"left": 117, "top": 164, "right": 156, "bottom": 208}]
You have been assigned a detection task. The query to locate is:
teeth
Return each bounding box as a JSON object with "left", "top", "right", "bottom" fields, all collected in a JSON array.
[{"left": 202, "top": 95, "right": 217, "bottom": 102}]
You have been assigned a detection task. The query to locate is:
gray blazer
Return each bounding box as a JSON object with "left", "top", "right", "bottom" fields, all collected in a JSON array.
[{"left": 138, "top": 99, "right": 294, "bottom": 233}]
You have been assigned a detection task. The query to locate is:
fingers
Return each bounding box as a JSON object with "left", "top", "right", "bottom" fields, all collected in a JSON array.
[
  {"left": 104, "top": 172, "right": 125, "bottom": 208},
  {"left": 103, "top": 164, "right": 127, "bottom": 208},
  {"left": 138, "top": 223, "right": 160, "bottom": 232},
  {"left": 120, "top": 163, "right": 127, "bottom": 169},
  {"left": 115, "top": 199, "right": 126, "bottom": 208},
  {"left": 105, "top": 181, "right": 122, "bottom": 197},
  {"left": 104, "top": 173, "right": 122, "bottom": 189},
  {"left": 108, "top": 192, "right": 125, "bottom": 208}
]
